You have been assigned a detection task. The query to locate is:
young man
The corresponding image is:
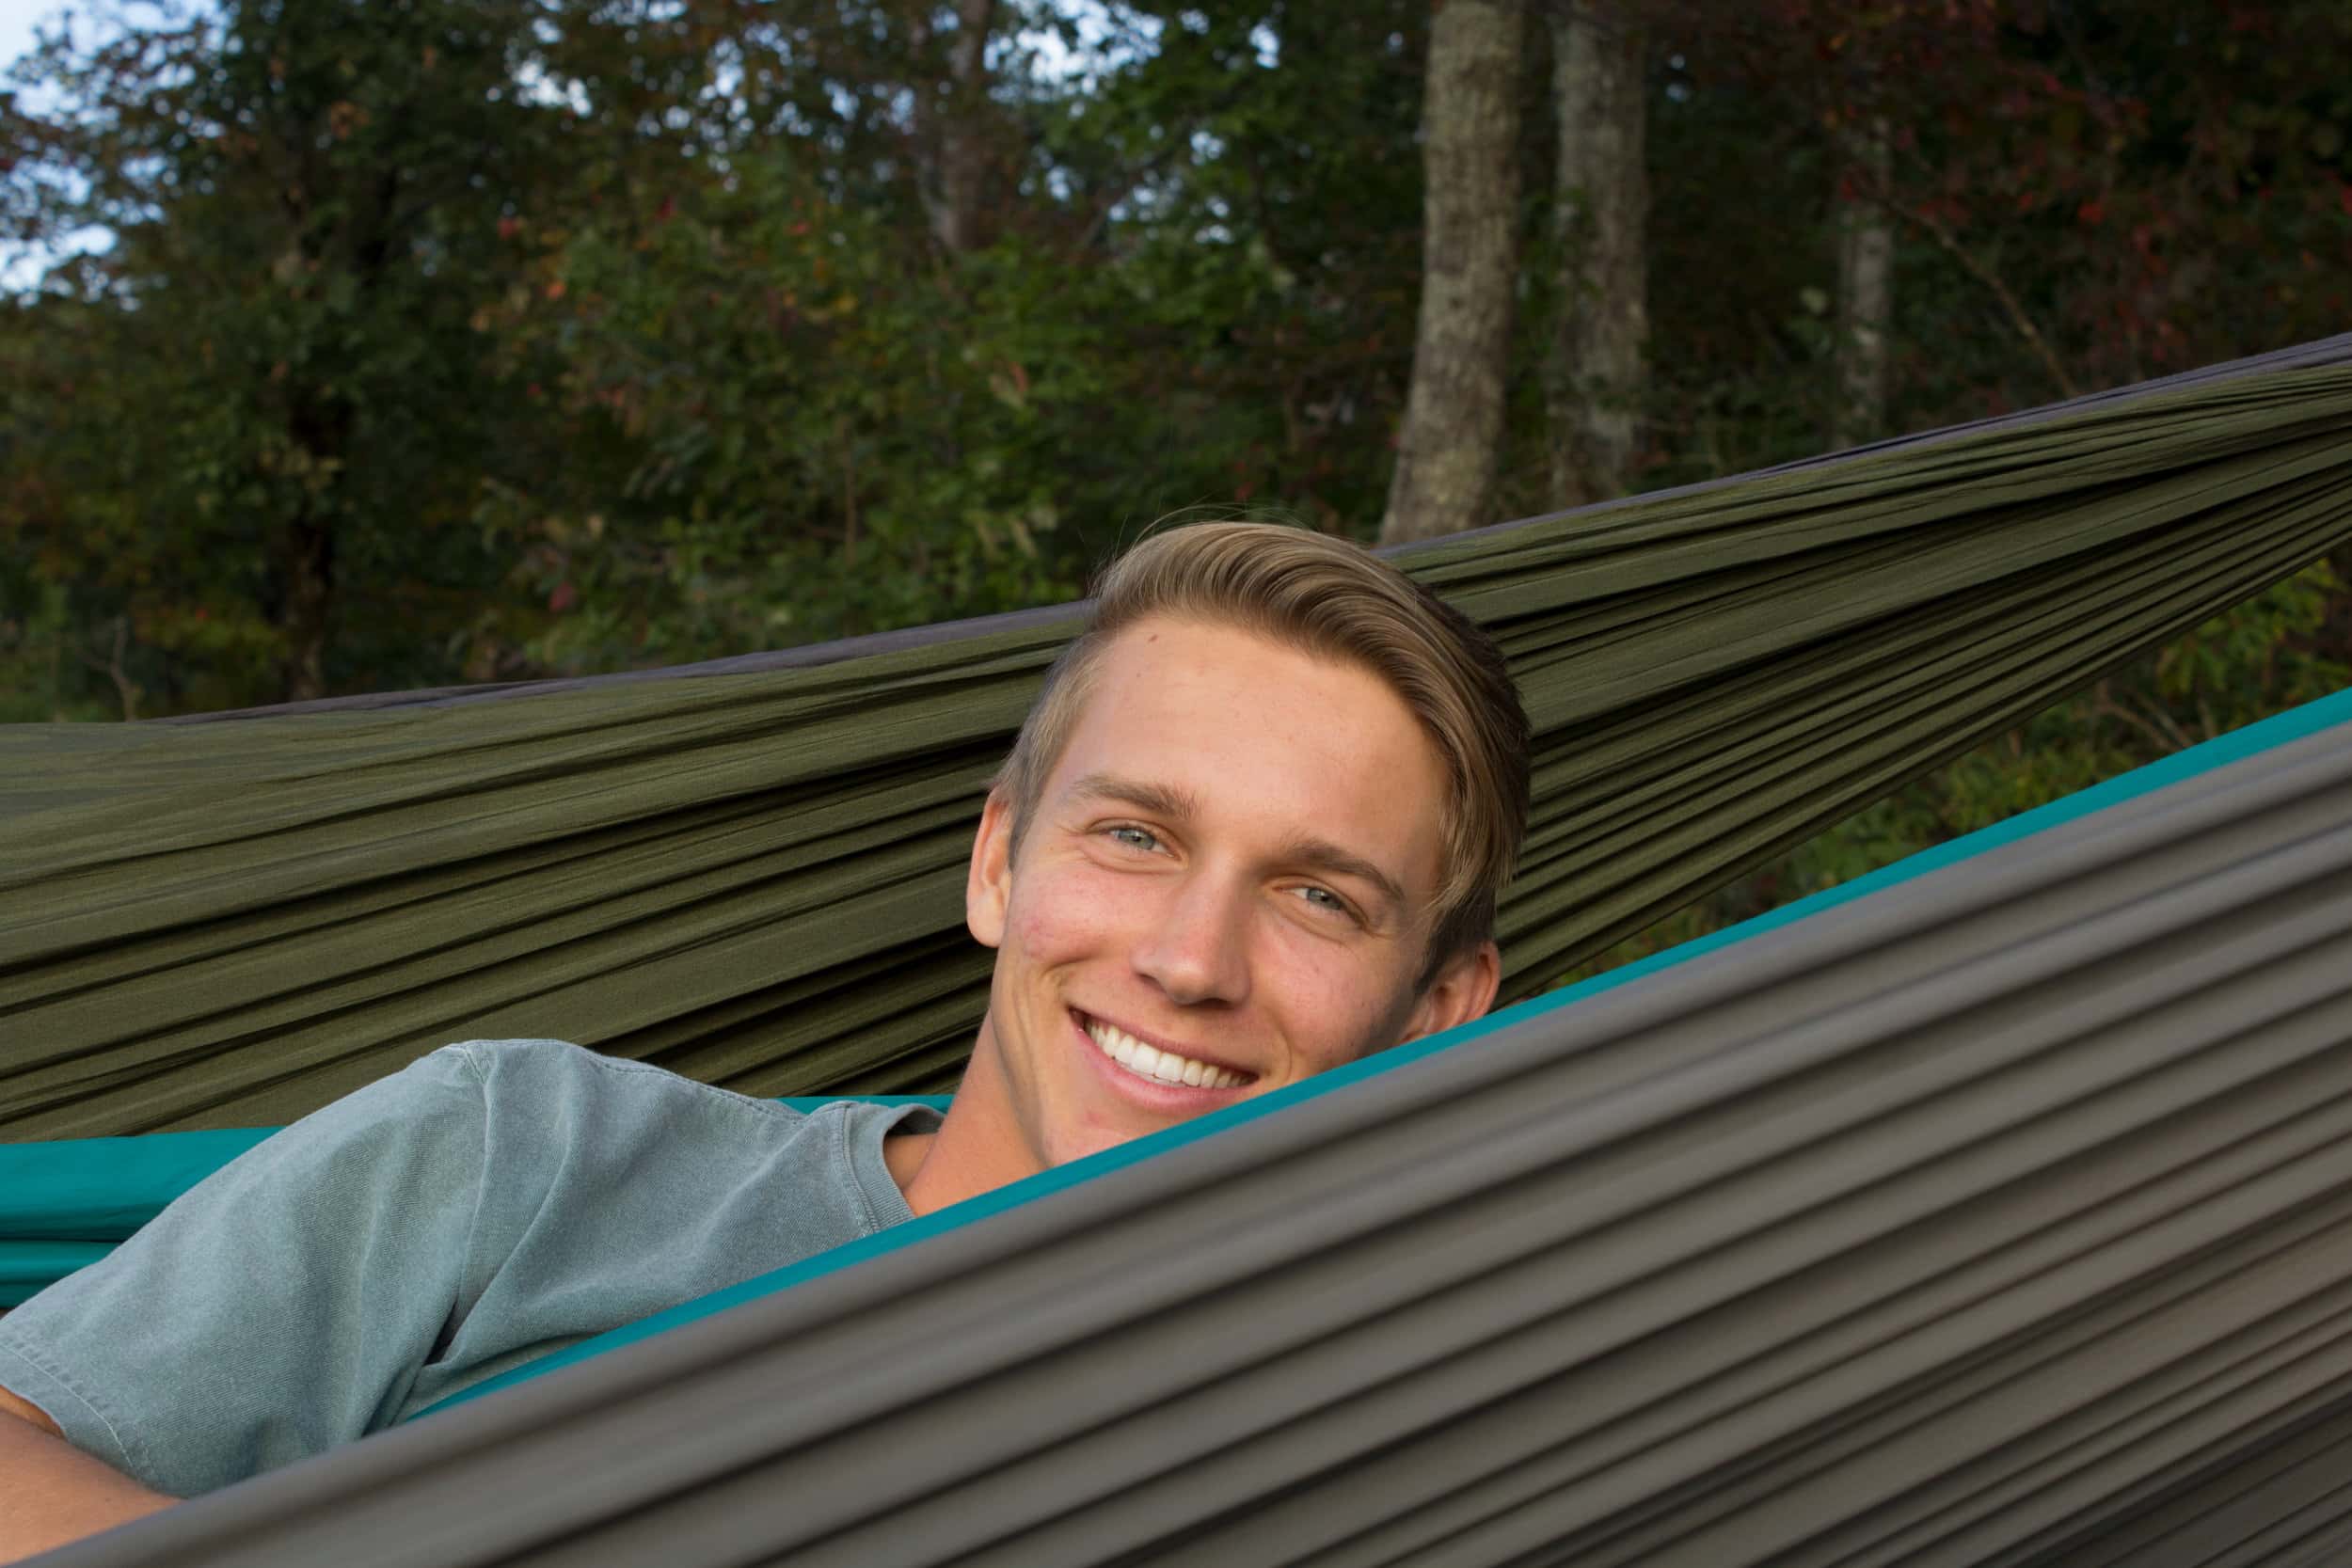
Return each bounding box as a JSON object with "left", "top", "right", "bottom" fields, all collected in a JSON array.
[{"left": 0, "top": 522, "right": 1531, "bottom": 1558}]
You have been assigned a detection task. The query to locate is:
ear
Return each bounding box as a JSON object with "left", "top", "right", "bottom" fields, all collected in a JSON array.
[
  {"left": 965, "top": 788, "right": 1018, "bottom": 950},
  {"left": 1397, "top": 939, "right": 1502, "bottom": 1047}
]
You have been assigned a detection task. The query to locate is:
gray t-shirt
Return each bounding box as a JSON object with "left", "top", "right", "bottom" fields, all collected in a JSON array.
[{"left": 0, "top": 1038, "right": 937, "bottom": 1498}]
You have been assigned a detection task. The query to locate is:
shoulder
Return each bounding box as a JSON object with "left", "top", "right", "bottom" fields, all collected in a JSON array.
[
  {"left": 448, "top": 1038, "right": 814, "bottom": 1146},
  {"left": 450, "top": 1038, "right": 800, "bottom": 1113}
]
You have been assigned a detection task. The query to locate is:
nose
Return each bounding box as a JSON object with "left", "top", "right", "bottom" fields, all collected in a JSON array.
[{"left": 1132, "top": 868, "right": 1252, "bottom": 1008}]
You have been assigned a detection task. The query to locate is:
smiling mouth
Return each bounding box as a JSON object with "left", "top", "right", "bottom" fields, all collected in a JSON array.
[{"left": 1078, "top": 1012, "right": 1251, "bottom": 1090}]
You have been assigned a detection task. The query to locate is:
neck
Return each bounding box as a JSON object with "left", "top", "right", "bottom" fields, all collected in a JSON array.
[{"left": 887, "top": 1016, "right": 1044, "bottom": 1217}]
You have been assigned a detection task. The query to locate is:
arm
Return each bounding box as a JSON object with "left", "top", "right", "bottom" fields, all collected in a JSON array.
[
  {"left": 0, "top": 1387, "right": 176, "bottom": 1564},
  {"left": 0, "top": 1045, "right": 492, "bottom": 1503}
]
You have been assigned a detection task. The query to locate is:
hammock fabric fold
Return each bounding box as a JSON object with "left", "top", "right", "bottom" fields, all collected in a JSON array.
[
  {"left": 6, "top": 336, "right": 2352, "bottom": 1142},
  {"left": 46, "top": 681, "right": 2352, "bottom": 1568},
  {"left": 8, "top": 688, "right": 2342, "bottom": 1310}
]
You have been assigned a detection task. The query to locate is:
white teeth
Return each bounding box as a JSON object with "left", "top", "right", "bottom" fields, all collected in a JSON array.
[{"left": 1085, "top": 1018, "right": 1243, "bottom": 1091}]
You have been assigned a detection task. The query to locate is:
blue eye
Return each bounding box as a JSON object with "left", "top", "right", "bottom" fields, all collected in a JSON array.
[
  {"left": 1108, "top": 825, "right": 1161, "bottom": 852},
  {"left": 1297, "top": 886, "right": 1350, "bottom": 915}
]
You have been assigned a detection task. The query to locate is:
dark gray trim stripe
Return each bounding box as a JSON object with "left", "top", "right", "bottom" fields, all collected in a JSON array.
[{"left": 49, "top": 705, "right": 2352, "bottom": 1566}]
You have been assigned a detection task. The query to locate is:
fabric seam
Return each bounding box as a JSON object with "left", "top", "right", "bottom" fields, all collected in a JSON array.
[
  {"left": 836, "top": 1106, "right": 887, "bottom": 1235},
  {"left": 549, "top": 1042, "right": 813, "bottom": 1130},
  {"left": 433, "top": 1044, "right": 499, "bottom": 1381},
  {"left": 0, "top": 1331, "right": 144, "bottom": 1481}
]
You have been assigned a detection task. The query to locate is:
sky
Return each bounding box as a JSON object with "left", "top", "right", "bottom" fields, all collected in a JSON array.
[
  {"left": 0, "top": 0, "right": 61, "bottom": 76},
  {"left": 0, "top": 1, "right": 1218, "bottom": 288},
  {"left": 0, "top": 0, "right": 98, "bottom": 289}
]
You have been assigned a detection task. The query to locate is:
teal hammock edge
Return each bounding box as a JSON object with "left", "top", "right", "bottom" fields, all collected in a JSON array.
[
  {"left": 0, "top": 1242, "right": 114, "bottom": 1306},
  {"left": 0, "top": 1129, "right": 282, "bottom": 1243},
  {"left": 0, "top": 1100, "right": 953, "bottom": 1307},
  {"left": 410, "top": 679, "right": 2352, "bottom": 1419}
]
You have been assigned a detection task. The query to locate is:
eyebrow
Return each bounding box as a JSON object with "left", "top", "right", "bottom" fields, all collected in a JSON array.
[
  {"left": 1064, "top": 772, "right": 1204, "bottom": 822},
  {"left": 1063, "top": 772, "right": 1408, "bottom": 916}
]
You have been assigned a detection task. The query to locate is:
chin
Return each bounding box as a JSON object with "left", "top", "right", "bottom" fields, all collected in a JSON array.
[
  {"left": 1046, "top": 1123, "right": 1136, "bottom": 1170},
  {"left": 1042, "top": 1105, "right": 1163, "bottom": 1171}
]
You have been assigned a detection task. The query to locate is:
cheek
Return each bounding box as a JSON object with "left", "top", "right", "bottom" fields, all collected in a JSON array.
[
  {"left": 1267, "top": 932, "right": 1415, "bottom": 1066},
  {"left": 1005, "top": 860, "right": 1131, "bottom": 967}
]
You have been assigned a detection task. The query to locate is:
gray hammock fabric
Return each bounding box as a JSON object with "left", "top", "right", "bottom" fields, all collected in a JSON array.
[
  {"left": 40, "top": 683, "right": 2352, "bottom": 1568},
  {"left": 6, "top": 335, "right": 2352, "bottom": 1140}
]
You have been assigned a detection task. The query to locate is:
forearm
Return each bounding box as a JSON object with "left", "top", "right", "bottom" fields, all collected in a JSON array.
[{"left": 0, "top": 1410, "right": 177, "bottom": 1564}]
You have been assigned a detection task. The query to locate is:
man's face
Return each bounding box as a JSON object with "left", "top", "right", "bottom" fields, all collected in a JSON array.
[{"left": 962, "top": 614, "right": 1499, "bottom": 1175}]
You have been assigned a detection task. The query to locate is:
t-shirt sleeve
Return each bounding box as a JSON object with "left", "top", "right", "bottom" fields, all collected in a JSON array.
[{"left": 0, "top": 1044, "right": 491, "bottom": 1498}]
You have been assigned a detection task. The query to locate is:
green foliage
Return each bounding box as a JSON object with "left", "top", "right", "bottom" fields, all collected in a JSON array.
[
  {"left": 2, "top": 0, "right": 583, "bottom": 704},
  {"left": 476, "top": 166, "right": 1106, "bottom": 667},
  {"left": 1561, "top": 550, "right": 2352, "bottom": 980}
]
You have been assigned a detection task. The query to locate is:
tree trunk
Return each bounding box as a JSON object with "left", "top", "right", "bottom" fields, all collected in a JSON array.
[
  {"left": 1379, "top": 0, "right": 1525, "bottom": 546},
  {"left": 1832, "top": 119, "right": 1895, "bottom": 449},
  {"left": 279, "top": 395, "right": 351, "bottom": 703},
  {"left": 1544, "top": 2, "right": 1647, "bottom": 510},
  {"left": 919, "top": 0, "right": 998, "bottom": 255},
  {"left": 281, "top": 513, "right": 333, "bottom": 702}
]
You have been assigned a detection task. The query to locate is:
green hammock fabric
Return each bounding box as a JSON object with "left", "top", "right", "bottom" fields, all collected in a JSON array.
[
  {"left": 10, "top": 685, "right": 2344, "bottom": 1313},
  {"left": 5, "top": 338, "right": 2352, "bottom": 1139},
  {"left": 58, "top": 695, "right": 2352, "bottom": 1568},
  {"left": 416, "top": 678, "right": 2352, "bottom": 1420}
]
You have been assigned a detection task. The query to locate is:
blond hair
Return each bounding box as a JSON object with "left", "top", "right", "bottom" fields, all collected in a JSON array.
[{"left": 996, "top": 522, "right": 1529, "bottom": 979}]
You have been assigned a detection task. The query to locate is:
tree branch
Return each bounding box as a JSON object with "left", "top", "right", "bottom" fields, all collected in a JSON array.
[
  {"left": 1844, "top": 153, "right": 2080, "bottom": 402},
  {"left": 71, "top": 615, "right": 142, "bottom": 721},
  {"left": 2089, "top": 678, "right": 2191, "bottom": 755},
  {"left": 1898, "top": 196, "right": 2080, "bottom": 399},
  {"left": 1073, "top": 81, "right": 1257, "bottom": 253}
]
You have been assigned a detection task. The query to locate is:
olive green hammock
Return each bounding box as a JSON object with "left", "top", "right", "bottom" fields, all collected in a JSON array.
[
  {"left": 39, "top": 646, "right": 2352, "bottom": 1568},
  {"left": 7, "top": 336, "right": 2351, "bottom": 1142}
]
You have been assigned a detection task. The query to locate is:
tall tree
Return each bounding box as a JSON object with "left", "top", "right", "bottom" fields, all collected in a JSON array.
[
  {"left": 1543, "top": 0, "right": 1648, "bottom": 508},
  {"left": 1380, "top": 0, "right": 1525, "bottom": 545},
  {"left": 1830, "top": 118, "right": 1893, "bottom": 448},
  {"left": 4, "top": 0, "right": 573, "bottom": 703},
  {"left": 914, "top": 0, "right": 1001, "bottom": 254}
]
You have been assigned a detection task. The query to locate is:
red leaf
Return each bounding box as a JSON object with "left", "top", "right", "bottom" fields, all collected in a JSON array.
[
  {"left": 550, "top": 582, "right": 578, "bottom": 613},
  {"left": 2076, "top": 199, "right": 2105, "bottom": 226}
]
